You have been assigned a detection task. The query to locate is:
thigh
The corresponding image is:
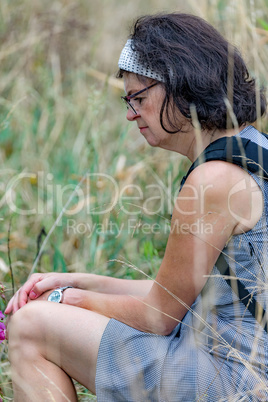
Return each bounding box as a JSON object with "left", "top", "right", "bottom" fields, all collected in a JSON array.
[{"left": 8, "top": 301, "right": 110, "bottom": 393}]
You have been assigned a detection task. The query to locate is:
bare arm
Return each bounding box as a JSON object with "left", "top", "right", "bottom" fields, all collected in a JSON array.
[
  {"left": 62, "top": 161, "right": 262, "bottom": 335},
  {"left": 72, "top": 274, "right": 153, "bottom": 296},
  {"left": 27, "top": 273, "right": 153, "bottom": 296},
  {"left": 5, "top": 273, "right": 153, "bottom": 314}
]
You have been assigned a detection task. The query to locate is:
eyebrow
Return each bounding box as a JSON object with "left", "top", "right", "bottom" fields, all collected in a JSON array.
[
  {"left": 128, "top": 86, "right": 153, "bottom": 97},
  {"left": 125, "top": 83, "right": 159, "bottom": 98},
  {"left": 127, "top": 89, "right": 139, "bottom": 96}
]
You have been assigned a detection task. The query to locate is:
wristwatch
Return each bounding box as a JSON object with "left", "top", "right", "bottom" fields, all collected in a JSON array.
[{"left": 47, "top": 286, "right": 73, "bottom": 303}]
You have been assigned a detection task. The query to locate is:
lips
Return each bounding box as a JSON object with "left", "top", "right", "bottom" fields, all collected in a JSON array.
[{"left": 139, "top": 127, "right": 148, "bottom": 134}]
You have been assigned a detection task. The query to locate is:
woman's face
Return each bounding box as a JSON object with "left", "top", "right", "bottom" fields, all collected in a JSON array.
[
  {"left": 123, "top": 73, "right": 172, "bottom": 148},
  {"left": 123, "top": 73, "right": 192, "bottom": 154}
]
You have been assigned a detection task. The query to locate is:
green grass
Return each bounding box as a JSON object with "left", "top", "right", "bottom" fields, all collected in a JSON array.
[{"left": 0, "top": 0, "right": 267, "bottom": 400}]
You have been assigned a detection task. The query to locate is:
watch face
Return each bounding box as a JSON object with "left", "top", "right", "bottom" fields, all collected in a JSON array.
[{"left": 48, "top": 290, "right": 61, "bottom": 303}]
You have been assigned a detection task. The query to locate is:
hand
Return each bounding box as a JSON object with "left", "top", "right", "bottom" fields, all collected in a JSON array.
[
  {"left": 5, "top": 289, "right": 55, "bottom": 339},
  {"left": 5, "top": 273, "right": 74, "bottom": 315}
]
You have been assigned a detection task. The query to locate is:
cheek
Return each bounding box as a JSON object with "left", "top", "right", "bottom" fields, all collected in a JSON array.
[{"left": 147, "top": 99, "right": 162, "bottom": 126}]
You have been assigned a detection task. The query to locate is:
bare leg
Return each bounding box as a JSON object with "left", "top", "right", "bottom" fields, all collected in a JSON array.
[{"left": 8, "top": 301, "right": 110, "bottom": 401}]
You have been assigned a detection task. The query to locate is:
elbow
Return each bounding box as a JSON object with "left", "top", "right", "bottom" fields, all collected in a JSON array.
[
  {"left": 157, "top": 323, "right": 177, "bottom": 336},
  {"left": 149, "top": 317, "right": 178, "bottom": 336},
  {"left": 141, "top": 298, "right": 179, "bottom": 336}
]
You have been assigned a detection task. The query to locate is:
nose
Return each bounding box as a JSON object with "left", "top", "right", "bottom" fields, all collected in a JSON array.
[{"left": 126, "top": 108, "right": 140, "bottom": 121}]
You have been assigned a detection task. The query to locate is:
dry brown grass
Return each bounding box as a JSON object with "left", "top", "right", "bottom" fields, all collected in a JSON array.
[{"left": 0, "top": 0, "right": 267, "bottom": 400}]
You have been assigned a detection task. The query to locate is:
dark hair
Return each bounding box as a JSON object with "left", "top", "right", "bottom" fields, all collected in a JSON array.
[{"left": 118, "top": 13, "right": 267, "bottom": 133}]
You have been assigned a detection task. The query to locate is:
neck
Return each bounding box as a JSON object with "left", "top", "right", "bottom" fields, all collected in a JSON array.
[{"left": 187, "top": 125, "right": 248, "bottom": 162}]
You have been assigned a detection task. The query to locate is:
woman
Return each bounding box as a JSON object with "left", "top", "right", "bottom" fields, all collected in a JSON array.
[{"left": 6, "top": 13, "right": 268, "bottom": 401}]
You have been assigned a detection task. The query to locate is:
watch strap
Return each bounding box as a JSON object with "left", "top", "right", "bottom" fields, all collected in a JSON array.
[
  {"left": 60, "top": 286, "right": 73, "bottom": 292},
  {"left": 59, "top": 286, "right": 73, "bottom": 302}
]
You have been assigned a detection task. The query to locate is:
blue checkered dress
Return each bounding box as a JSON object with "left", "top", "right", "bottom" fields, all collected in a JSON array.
[{"left": 96, "top": 126, "right": 268, "bottom": 401}]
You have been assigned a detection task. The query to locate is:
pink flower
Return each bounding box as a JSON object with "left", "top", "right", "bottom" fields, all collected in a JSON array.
[
  {"left": 0, "top": 311, "right": 5, "bottom": 343},
  {"left": 0, "top": 323, "right": 5, "bottom": 342}
]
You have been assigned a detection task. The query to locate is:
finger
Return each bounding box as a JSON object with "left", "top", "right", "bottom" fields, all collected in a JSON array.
[
  {"left": 18, "top": 288, "right": 31, "bottom": 309},
  {"left": 12, "top": 290, "right": 21, "bottom": 313},
  {"left": 21, "top": 274, "right": 46, "bottom": 296},
  {"left": 16, "top": 274, "right": 47, "bottom": 305},
  {"left": 4, "top": 295, "right": 15, "bottom": 314},
  {"left": 29, "top": 274, "right": 69, "bottom": 299},
  {"left": 5, "top": 274, "right": 51, "bottom": 314},
  {"left": 6, "top": 288, "right": 30, "bottom": 314}
]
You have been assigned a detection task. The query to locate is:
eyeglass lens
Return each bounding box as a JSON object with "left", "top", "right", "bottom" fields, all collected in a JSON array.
[{"left": 121, "top": 82, "right": 158, "bottom": 115}]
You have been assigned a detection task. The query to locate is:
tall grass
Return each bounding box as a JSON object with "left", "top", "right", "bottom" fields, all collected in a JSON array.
[{"left": 0, "top": 0, "right": 267, "bottom": 400}]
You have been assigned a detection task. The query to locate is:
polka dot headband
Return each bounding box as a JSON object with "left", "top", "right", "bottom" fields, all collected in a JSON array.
[{"left": 118, "top": 39, "right": 165, "bottom": 82}]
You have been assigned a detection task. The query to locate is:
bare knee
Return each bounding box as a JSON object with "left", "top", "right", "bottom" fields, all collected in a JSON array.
[{"left": 8, "top": 302, "right": 48, "bottom": 363}]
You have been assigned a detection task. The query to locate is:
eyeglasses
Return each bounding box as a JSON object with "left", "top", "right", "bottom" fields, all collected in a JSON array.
[{"left": 121, "top": 82, "right": 158, "bottom": 115}]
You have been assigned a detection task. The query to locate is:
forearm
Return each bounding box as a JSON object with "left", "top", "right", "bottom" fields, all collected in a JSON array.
[
  {"left": 5, "top": 272, "right": 153, "bottom": 315},
  {"left": 63, "top": 287, "right": 177, "bottom": 335},
  {"left": 74, "top": 273, "right": 153, "bottom": 296}
]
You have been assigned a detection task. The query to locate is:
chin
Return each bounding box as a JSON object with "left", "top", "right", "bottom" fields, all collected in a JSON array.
[{"left": 144, "top": 136, "right": 160, "bottom": 148}]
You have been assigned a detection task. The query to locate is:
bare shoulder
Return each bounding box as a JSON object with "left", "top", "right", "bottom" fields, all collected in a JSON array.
[
  {"left": 180, "top": 160, "right": 263, "bottom": 233},
  {"left": 186, "top": 159, "right": 254, "bottom": 188}
]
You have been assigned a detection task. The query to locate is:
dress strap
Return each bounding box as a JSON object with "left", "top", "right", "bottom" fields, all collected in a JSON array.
[{"left": 180, "top": 134, "right": 268, "bottom": 189}]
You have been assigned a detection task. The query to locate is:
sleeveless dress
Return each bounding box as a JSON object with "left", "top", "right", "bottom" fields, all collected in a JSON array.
[{"left": 95, "top": 125, "right": 268, "bottom": 401}]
